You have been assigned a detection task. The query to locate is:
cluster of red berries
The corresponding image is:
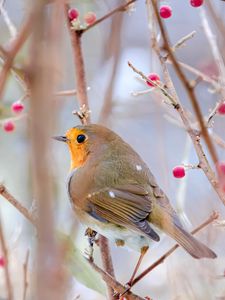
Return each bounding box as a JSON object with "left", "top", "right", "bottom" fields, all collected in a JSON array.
[
  {"left": 159, "top": 1, "right": 204, "bottom": 20},
  {"left": 68, "top": 8, "right": 97, "bottom": 25},
  {"left": 2, "top": 101, "right": 25, "bottom": 133}
]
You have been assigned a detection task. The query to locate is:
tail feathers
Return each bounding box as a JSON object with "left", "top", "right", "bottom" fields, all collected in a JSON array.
[{"left": 166, "top": 223, "right": 217, "bottom": 259}]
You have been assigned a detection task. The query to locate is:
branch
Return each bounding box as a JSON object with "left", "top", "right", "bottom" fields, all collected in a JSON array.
[
  {"left": 98, "top": 236, "right": 115, "bottom": 299},
  {"left": 22, "top": 250, "right": 30, "bottom": 300},
  {"left": 0, "top": 218, "right": 13, "bottom": 300},
  {"left": 79, "top": 0, "right": 137, "bottom": 34},
  {"left": 200, "top": 6, "right": 225, "bottom": 98},
  {"left": 64, "top": 3, "right": 89, "bottom": 122},
  {"left": 99, "top": 13, "right": 123, "bottom": 123},
  {"left": 0, "top": 11, "right": 33, "bottom": 100},
  {"left": 89, "top": 260, "right": 144, "bottom": 300},
  {"left": 151, "top": 0, "right": 218, "bottom": 165},
  {"left": 128, "top": 60, "right": 225, "bottom": 204},
  {"left": 64, "top": 4, "right": 115, "bottom": 298},
  {"left": 0, "top": 184, "right": 36, "bottom": 226},
  {"left": 130, "top": 212, "right": 219, "bottom": 288}
]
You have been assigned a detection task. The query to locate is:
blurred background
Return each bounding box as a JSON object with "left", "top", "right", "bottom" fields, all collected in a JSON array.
[{"left": 0, "top": 0, "right": 225, "bottom": 299}]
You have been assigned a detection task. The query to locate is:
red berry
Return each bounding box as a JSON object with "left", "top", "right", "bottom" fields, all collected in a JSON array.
[
  {"left": 146, "top": 73, "right": 160, "bottom": 87},
  {"left": 3, "top": 120, "right": 15, "bottom": 132},
  {"left": 217, "top": 162, "right": 225, "bottom": 176},
  {"left": 0, "top": 257, "right": 5, "bottom": 267},
  {"left": 173, "top": 166, "right": 185, "bottom": 178},
  {"left": 217, "top": 102, "right": 225, "bottom": 115},
  {"left": 68, "top": 8, "right": 79, "bottom": 21},
  {"left": 84, "top": 12, "right": 97, "bottom": 25},
  {"left": 159, "top": 5, "right": 172, "bottom": 19},
  {"left": 11, "top": 101, "right": 24, "bottom": 114},
  {"left": 190, "top": 0, "right": 204, "bottom": 7}
]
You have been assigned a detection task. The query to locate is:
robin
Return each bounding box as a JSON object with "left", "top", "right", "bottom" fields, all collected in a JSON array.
[{"left": 54, "top": 124, "right": 216, "bottom": 285}]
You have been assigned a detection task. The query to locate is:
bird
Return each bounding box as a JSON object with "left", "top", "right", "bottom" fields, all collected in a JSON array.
[{"left": 54, "top": 124, "right": 216, "bottom": 285}]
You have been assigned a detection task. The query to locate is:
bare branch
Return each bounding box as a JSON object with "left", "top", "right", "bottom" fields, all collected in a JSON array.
[
  {"left": 151, "top": 0, "right": 218, "bottom": 165},
  {"left": 79, "top": 0, "right": 137, "bottom": 34},
  {"left": 22, "top": 250, "right": 30, "bottom": 300},
  {"left": 130, "top": 212, "right": 219, "bottom": 288},
  {"left": 0, "top": 184, "right": 36, "bottom": 226},
  {"left": 0, "top": 11, "right": 33, "bottom": 100},
  {"left": 89, "top": 260, "right": 144, "bottom": 300},
  {"left": 0, "top": 218, "right": 13, "bottom": 300}
]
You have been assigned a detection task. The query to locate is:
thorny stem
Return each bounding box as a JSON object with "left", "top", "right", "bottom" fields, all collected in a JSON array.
[{"left": 151, "top": 0, "right": 218, "bottom": 166}]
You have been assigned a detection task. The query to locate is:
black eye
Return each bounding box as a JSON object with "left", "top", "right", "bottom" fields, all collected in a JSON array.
[{"left": 77, "top": 134, "right": 86, "bottom": 143}]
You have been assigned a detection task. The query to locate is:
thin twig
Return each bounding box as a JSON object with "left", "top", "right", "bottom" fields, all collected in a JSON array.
[
  {"left": 151, "top": 0, "right": 218, "bottom": 165},
  {"left": 200, "top": 7, "right": 225, "bottom": 98},
  {"left": 22, "top": 250, "right": 30, "bottom": 300},
  {"left": 130, "top": 212, "right": 219, "bottom": 288},
  {"left": 128, "top": 61, "right": 178, "bottom": 107},
  {"left": 0, "top": 11, "right": 33, "bottom": 100},
  {"left": 0, "top": 184, "right": 36, "bottom": 226},
  {"left": 89, "top": 260, "right": 144, "bottom": 300},
  {"left": 0, "top": 218, "right": 13, "bottom": 300},
  {"left": 0, "top": 0, "right": 17, "bottom": 38},
  {"left": 171, "top": 31, "right": 196, "bottom": 52},
  {"left": 167, "top": 59, "right": 221, "bottom": 91},
  {"left": 79, "top": 0, "right": 137, "bottom": 34},
  {"left": 99, "top": 13, "right": 123, "bottom": 123}
]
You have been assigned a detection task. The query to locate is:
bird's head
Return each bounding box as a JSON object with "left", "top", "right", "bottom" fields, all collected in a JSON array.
[{"left": 53, "top": 124, "right": 117, "bottom": 170}]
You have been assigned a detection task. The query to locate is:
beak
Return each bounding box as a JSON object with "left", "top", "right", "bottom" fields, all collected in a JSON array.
[{"left": 52, "top": 135, "right": 68, "bottom": 142}]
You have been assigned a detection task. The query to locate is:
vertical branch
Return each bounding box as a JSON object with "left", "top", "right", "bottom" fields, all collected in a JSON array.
[
  {"left": 28, "top": 1, "right": 68, "bottom": 299},
  {"left": 99, "top": 13, "right": 123, "bottom": 124},
  {"left": 0, "top": 218, "right": 13, "bottom": 300},
  {"left": 22, "top": 250, "right": 30, "bottom": 300},
  {"left": 98, "top": 236, "right": 115, "bottom": 299},
  {"left": 64, "top": 4, "right": 115, "bottom": 299},
  {"left": 64, "top": 4, "right": 89, "bottom": 119}
]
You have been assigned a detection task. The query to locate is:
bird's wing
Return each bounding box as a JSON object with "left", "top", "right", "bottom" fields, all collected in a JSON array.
[{"left": 86, "top": 185, "right": 160, "bottom": 242}]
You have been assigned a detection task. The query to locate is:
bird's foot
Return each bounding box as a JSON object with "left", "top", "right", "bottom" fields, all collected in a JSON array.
[
  {"left": 84, "top": 228, "right": 98, "bottom": 262},
  {"left": 84, "top": 245, "right": 94, "bottom": 262},
  {"left": 113, "top": 283, "right": 131, "bottom": 299}
]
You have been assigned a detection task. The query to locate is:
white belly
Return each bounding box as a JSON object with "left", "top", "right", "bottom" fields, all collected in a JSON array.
[{"left": 76, "top": 208, "right": 162, "bottom": 252}]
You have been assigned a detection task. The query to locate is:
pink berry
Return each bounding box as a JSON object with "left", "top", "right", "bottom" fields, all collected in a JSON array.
[
  {"left": 68, "top": 8, "right": 79, "bottom": 21},
  {"left": 217, "top": 162, "right": 225, "bottom": 176},
  {"left": 217, "top": 102, "right": 225, "bottom": 115},
  {"left": 0, "top": 257, "right": 5, "bottom": 267},
  {"left": 3, "top": 120, "right": 15, "bottom": 132},
  {"left": 84, "top": 12, "right": 97, "bottom": 25},
  {"left": 172, "top": 166, "right": 185, "bottom": 178},
  {"left": 11, "top": 101, "right": 24, "bottom": 114},
  {"left": 159, "top": 5, "right": 172, "bottom": 19},
  {"left": 146, "top": 73, "right": 160, "bottom": 87},
  {"left": 190, "top": 0, "right": 204, "bottom": 7}
]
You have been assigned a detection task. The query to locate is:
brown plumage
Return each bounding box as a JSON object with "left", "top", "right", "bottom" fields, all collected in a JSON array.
[{"left": 55, "top": 124, "right": 216, "bottom": 259}]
